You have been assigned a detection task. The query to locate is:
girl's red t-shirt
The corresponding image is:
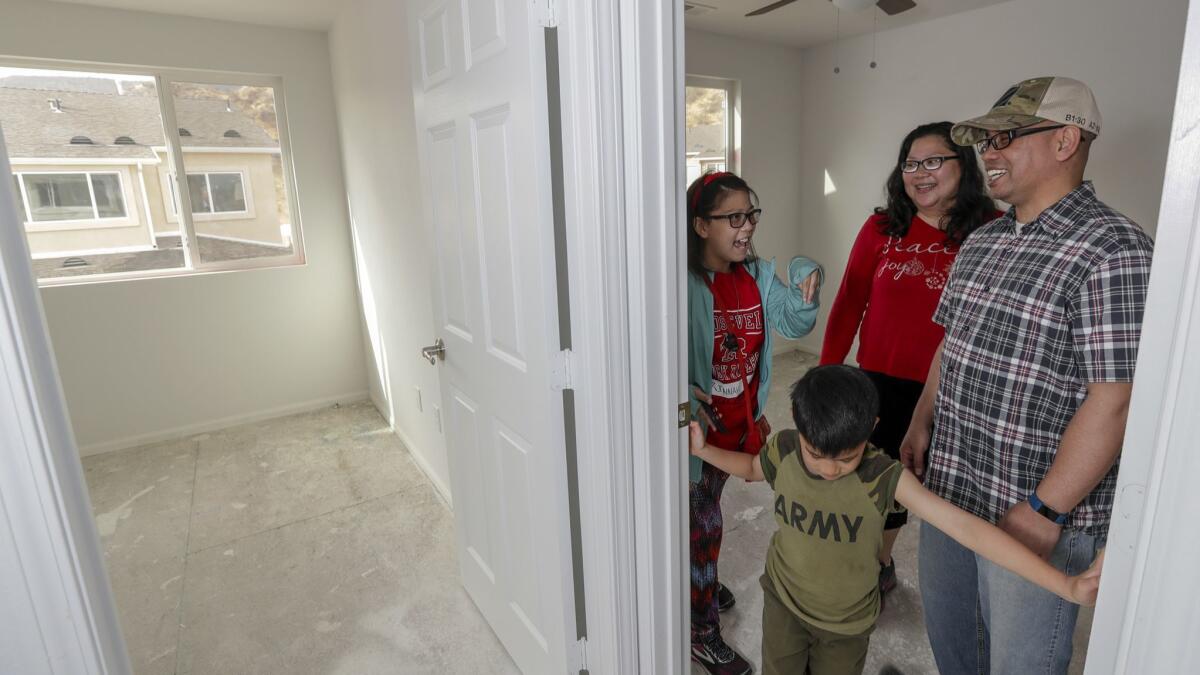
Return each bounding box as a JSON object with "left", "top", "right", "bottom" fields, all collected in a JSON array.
[{"left": 706, "top": 264, "right": 765, "bottom": 454}]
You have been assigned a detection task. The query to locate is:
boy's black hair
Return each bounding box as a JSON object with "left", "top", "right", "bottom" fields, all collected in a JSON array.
[{"left": 789, "top": 365, "right": 879, "bottom": 456}]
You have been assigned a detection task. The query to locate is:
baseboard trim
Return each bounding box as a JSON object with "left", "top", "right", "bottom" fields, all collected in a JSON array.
[
  {"left": 390, "top": 425, "right": 454, "bottom": 510},
  {"left": 77, "top": 391, "right": 370, "bottom": 457}
]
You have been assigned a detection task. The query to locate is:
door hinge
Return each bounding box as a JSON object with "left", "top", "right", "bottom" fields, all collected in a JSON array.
[
  {"left": 576, "top": 636, "right": 588, "bottom": 673},
  {"left": 678, "top": 401, "right": 691, "bottom": 428},
  {"left": 551, "top": 349, "right": 574, "bottom": 391},
  {"left": 533, "top": 0, "right": 558, "bottom": 27}
]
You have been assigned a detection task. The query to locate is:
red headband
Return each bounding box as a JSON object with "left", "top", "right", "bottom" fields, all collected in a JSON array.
[{"left": 691, "top": 171, "right": 733, "bottom": 212}]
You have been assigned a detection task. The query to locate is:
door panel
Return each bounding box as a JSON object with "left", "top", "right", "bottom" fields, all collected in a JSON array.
[
  {"left": 464, "top": 0, "right": 506, "bottom": 67},
  {"left": 408, "top": 1, "right": 572, "bottom": 672},
  {"left": 427, "top": 122, "right": 476, "bottom": 341},
  {"left": 470, "top": 105, "right": 526, "bottom": 367}
]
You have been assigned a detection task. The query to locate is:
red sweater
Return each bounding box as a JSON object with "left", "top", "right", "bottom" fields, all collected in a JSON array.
[{"left": 820, "top": 212, "right": 993, "bottom": 383}]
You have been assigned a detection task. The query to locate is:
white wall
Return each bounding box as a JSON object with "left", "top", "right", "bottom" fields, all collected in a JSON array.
[
  {"left": 328, "top": 0, "right": 450, "bottom": 497},
  {"left": 0, "top": 0, "right": 369, "bottom": 453},
  {"left": 792, "top": 0, "right": 1188, "bottom": 354},
  {"left": 685, "top": 29, "right": 809, "bottom": 354}
]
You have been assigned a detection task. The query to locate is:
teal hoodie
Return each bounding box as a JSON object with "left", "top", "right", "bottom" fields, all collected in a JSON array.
[{"left": 689, "top": 256, "right": 822, "bottom": 482}]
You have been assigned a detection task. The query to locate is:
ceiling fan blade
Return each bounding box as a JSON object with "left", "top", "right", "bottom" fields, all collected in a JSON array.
[
  {"left": 876, "top": 0, "right": 917, "bottom": 15},
  {"left": 746, "top": 0, "right": 801, "bottom": 17}
]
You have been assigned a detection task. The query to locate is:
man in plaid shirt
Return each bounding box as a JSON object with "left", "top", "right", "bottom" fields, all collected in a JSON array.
[{"left": 900, "top": 77, "right": 1154, "bottom": 674}]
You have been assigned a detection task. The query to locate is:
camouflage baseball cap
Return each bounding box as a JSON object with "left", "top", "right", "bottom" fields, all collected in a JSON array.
[{"left": 951, "top": 76, "right": 1102, "bottom": 146}]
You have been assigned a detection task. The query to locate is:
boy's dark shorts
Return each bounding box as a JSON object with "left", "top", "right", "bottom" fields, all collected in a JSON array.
[{"left": 760, "top": 574, "right": 873, "bottom": 675}]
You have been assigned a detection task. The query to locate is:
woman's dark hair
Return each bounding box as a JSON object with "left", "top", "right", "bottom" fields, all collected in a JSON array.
[
  {"left": 875, "top": 121, "right": 995, "bottom": 244},
  {"left": 686, "top": 171, "right": 759, "bottom": 278},
  {"left": 790, "top": 365, "right": 879, "bottom": 456}
]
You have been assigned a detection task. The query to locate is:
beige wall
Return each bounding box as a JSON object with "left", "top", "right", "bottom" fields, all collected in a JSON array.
[
  {"left": 152, "top": 152, "right": 284, "bottom": 244},
  {"left": 1, "top": 0, "right": 368, "bottom": 453},
  {"left": 789, "top": 0, "right": 1187, "bottom": 355},
  {"left": 15, "top": 162, "right": 155, "bottom": 255},
  {"left": 144, "top": 159, "right": 172, "bottom": 235},
  {"left": 329, "top": 0, "right": 449, "bottom": 494},
  {"left": 685, "top": 30, "right": 807, "bottom": 355}
]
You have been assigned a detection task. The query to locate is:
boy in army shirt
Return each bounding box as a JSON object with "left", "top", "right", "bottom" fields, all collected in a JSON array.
[{"left": 688, "top": 365, "right": 1103, "bottom": 675}]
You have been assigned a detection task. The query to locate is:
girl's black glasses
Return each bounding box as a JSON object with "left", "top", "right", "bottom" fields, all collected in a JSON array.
[{"left": 706, "top": 209, "right": 762, "bottom": 229}]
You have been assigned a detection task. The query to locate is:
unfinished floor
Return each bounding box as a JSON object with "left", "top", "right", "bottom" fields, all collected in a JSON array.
[
  {"left": 83, "top": 352, "right": 1094, "bottom": 675},
  {"left": 82, "top": 400, "right": 517, "bottom": 675},
  {"left": 693, "top": 350, "right": 1094, "bottom": 675}
]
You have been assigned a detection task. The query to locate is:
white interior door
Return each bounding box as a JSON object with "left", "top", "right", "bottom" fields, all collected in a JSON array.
[{"left": 407, "top": 2, "right": 574, "bottom": 673}]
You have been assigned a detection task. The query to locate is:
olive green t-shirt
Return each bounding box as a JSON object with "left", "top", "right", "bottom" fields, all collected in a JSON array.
[{"left": 759, "top": 429, "right": 903, "bottom": 635}]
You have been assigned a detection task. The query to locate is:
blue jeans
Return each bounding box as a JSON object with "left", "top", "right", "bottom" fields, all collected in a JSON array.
[{"left": 919, "top": 521, "right": 1101, "bottom": 675}]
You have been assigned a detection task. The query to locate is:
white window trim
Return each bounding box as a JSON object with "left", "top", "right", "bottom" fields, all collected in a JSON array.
[
  {"left": 13, "top": 169, "right": 140, "bottom": 232},
  {"left": 29, "top": 244, "right": 156, "bottom": 260},
  {"left": 684, "top": 74, "right": 740, "bottom": 175},
  {"left": 160, "top": 167, "right": 256, "bottom": 223},
  {"left": 0, "top": 56, "right": 306, "bottom": 286},
  {"left": 150, "top": 146, "right": 281, "bottom": 155}
]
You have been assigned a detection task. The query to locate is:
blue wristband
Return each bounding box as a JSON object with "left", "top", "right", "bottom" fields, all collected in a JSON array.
[{"left": 1028, "top": 492, "right": 1068, "bottom": 525}]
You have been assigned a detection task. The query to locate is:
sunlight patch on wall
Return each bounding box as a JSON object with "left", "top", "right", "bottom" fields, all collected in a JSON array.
[{"left": 823, "top": 169, "right": 837, "bottom": 196}]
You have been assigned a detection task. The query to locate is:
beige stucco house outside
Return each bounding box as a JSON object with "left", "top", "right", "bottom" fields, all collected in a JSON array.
[{"left": 2, "top": 81, "right": 288, "bottom": 258}]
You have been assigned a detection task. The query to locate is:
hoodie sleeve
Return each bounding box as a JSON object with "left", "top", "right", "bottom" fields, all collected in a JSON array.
[{"left": 766, "top": 255, "right": 823, "bottom": 340}]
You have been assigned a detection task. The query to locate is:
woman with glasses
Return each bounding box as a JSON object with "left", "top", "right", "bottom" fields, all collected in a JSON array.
[
  {"left": 686, "top": 170, "right": 823, "bottom": 675},
  {"left": 819, "top": 121, "right": 999, "bottom": 601}
]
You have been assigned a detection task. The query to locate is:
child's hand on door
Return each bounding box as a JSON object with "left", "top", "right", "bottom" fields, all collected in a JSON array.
[{"left": 688, "top": 421, "right": 707, "bottom": 456}]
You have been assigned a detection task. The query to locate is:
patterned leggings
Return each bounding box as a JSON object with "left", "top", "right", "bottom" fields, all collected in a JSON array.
[{"left": 690, "top": 460, "right": 730, "bottom": 643}]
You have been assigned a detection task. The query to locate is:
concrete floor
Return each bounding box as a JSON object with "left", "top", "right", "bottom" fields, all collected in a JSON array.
[
  {"left": 82, "top": 400, "right": 517, "bottom": 675},
  {"left": 692, "top": 349, "right": 1094, "bottom": 675}
]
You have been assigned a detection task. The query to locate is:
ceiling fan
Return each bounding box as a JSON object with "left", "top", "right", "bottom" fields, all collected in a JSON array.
[{"left": 746, "top": 0, "right": 917, "bottom": 17}]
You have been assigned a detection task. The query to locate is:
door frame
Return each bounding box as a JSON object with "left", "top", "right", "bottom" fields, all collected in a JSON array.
[
  {"left": 1082, "top": 0, "right": 1200, "bottom": 671},
  {"left": 17, "top": 0, "right": 1200, "bottom": 672},
  {"left": 554, "top": 1, "right": 690, "bottom": 672},
  {"left": 0, "top": 131, "right": 131, "bottom": 672}
]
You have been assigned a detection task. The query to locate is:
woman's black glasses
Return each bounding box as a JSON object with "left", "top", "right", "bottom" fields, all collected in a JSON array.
[{"left": 901, "top": 156, "right": 959, "bottom": 173}]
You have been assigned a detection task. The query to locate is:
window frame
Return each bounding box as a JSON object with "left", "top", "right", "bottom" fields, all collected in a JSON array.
[
  {"left": 0, "top": 57, "right": 306, "bottom": 287},
  {"left": 161, "top": 168, "right": 256, "bottom": 222},
  {"left": 13, "top": 169, "right": 138, "bottom": 231},
  {"left": 684, "top": 75, "right": 740, "bottom": 177}
]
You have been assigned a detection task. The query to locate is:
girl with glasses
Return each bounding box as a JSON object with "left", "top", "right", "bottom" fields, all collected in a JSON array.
[
  {"left": 685, "top": 170, "right": 823, "bottom": 675},
  {"left": 819, "top": 121, "right": 1000, "bottom": 601}
]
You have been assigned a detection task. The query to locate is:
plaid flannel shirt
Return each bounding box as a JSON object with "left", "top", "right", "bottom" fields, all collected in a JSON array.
[{"left": 927, "top": 181, "right": 1153, "bottom": 536}]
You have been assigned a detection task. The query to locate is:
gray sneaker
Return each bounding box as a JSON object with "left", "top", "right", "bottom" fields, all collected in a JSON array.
[{"left": 691, "top": 635, "right": 753, "bottom": 675}]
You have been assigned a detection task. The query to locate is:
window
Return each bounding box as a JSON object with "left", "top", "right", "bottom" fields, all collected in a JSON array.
[
  {"left": 15, "top": 172, "right": 128, "bottom": 223},
  {"left": 170, "top": 81, "right": 295, "bottom": 265},
  {"left": 0, "top": 63, "right": 304, "bottom": 284},
  {"left": 685, "top": 76, "right": 738, "bottom": 186},
  {"left": 167, "top": 172, "right": 249, "bottom": 217}
]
